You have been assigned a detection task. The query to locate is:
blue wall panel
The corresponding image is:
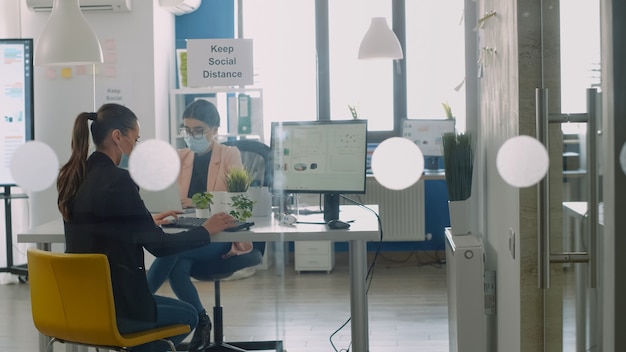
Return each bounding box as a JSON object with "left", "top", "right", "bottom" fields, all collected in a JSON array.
[{"left": 175, "top": 0, "right": 234, "bottom": 48}]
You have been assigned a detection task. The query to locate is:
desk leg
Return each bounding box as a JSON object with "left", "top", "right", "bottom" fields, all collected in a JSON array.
[
  {"left": 349, "top": 239, "right": 369, "bottom": 352},
  {"left": 36, "top": 242, "right": 51, "bottom": 251},
  {"left": 37, "top": 242, "right": 52, "bottom": 352},
  {"left": 39, "top": 333, "right": 48, "bottom": 352}
]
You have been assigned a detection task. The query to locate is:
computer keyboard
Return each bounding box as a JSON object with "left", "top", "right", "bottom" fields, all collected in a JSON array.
[
  {"left": 162, "top": 217, "right": 255, "bottom": 232},
  {"left": 164, "top": 216, "right": 207, "bottom": 228}
]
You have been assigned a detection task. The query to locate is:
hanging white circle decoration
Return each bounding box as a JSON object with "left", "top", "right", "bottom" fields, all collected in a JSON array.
[
  {"left": 128, "top": 139, "right": 180, "bottom": 191},
  {"left": 371, "top": 137, "right": 424, "bottom": 190},
  {"left": 10, "top": 141, "right": 59, "bottom": 192},
  {"left": 620, "top": 142, "right": 626, "bottom": 176},
  {"left": 496, "top": 135, "right": 550, "bottom": 188}
]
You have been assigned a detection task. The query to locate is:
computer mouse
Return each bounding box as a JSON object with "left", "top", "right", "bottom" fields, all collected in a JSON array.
[{"left": 327, "top": 219, "right": 350, "bottom": 230}]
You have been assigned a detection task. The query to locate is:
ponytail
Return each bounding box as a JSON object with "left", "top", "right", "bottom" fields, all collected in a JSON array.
[
  {"left": 57, "top": 104, "right": 137, "bottom": 221},
  {"left": 57, "top": 112, "right": 93, "bottom": 221}
]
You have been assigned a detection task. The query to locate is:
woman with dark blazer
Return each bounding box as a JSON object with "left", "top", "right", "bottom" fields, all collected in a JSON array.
[{"left": 57, "top": 103, "right": 237, "bottom": 352}]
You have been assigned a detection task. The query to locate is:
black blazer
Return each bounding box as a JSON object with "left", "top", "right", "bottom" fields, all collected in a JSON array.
[{"left": 64, "top": 151, "right": 212, "bottom": 322}]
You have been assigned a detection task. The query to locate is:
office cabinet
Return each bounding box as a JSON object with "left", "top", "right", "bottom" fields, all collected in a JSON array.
[{"left": 294, "top": 241, "right": 334, "bottom": 273}]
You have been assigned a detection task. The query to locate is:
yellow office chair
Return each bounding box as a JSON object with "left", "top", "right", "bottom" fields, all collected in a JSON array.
[{"left": 27, "top": 248, "right": 190, "bottom": 352}]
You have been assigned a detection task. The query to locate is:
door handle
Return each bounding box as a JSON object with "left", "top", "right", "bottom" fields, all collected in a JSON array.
[{"left": 535, "top": 88, "right": 598, "bottom": 289}]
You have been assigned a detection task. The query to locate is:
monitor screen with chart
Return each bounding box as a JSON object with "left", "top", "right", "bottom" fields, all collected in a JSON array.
[
  {"left": 0, "top": 39, "right": 34, "bottom": 186},
  {"left": 270, "top": 119, "right": 368, "bottom": 221},
  {"left": 402, "top": 119, "right": 455, "bottom": 170}
]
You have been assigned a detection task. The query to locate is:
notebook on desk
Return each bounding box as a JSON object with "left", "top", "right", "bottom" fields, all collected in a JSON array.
[{"left": 139, "top": 181, "right": 184, "bottom": 213}]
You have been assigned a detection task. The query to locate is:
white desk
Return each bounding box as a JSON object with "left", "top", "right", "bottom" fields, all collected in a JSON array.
[{"left": 18, "top": 205, "right": 380, "bottom": 352}]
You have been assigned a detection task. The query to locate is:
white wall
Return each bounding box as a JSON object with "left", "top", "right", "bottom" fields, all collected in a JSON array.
[
  {"left": 18, "top": 0, "right": 176, "bottom": 228},
  {"left": 0, "top": 0, "right": 21, "bottom": 36}
]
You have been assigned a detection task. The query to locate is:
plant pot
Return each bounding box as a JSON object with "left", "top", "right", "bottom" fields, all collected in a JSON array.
[
  {"left": 448, "top": 199, "right": 472, "bottom": 235},
  {"left": 247, "top": 187, "right": 272, "bottom": 217},
  {"left": 195, "top": 208, "right": 211, "bottom": 218},
  {"left": 211, "top": 191, "right": 228, "bottom": 214}
]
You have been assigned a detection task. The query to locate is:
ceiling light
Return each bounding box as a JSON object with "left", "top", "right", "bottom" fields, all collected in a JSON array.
[
  {"left": 358, "top": 17, "right": 403, "bottom": 60},
  {"left": 34, "top": 0, "right": 103, "bottom": 66}
]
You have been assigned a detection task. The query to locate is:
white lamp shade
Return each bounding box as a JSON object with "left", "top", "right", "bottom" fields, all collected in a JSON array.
[
  {"left": 34, "top": 0, "right": 103, "bottom": 66},
  {"left": 358, "top": 17, "right": 403, "bottom": 60}
]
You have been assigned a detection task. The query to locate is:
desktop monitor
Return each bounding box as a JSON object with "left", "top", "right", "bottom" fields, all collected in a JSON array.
[
  {"left": 0, "top": 39, "right": 34, "bottom": 186},
  {"left": 270, "top": 119, "right": 368, "bottom": 221},
  {"left": 402, "top": 119, "right": 455, "bottom": 170}
]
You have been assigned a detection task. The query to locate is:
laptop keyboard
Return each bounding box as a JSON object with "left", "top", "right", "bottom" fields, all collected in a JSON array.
[
  {"left": 167, "top": 216, "right": 207, "bottom": 228},
  {"left": 162, "top": 217, "right": 255, "bottom": 232}
]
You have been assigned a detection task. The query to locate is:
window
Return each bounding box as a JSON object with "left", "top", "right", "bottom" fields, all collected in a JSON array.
[
  {"left": 240, "top": 0, "right": 317, "bottom": 142},
  {"left": 241, "top": 0, "right": 466, "bottom": 142},
  {"left": 328, "top": 1, "right": 394, "bottom": 132},
  {"left": 405, "top": 0, "right": 466, "bottom": 131}
]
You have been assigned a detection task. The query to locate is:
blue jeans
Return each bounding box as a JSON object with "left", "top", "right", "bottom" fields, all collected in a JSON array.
[
  {"left": 117, "top": 295, "right": 197, "bottom": 352},
  {"left": 146, "top": 242, "right": 232, "bottom": 312}
]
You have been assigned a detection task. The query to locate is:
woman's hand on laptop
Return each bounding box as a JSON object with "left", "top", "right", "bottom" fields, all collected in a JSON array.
[
  {"left": 153, "top": 210, "right": 183, "bottom": 226},
  {"left": 203, "top": 212, "right": 238, "bottom": 234}
]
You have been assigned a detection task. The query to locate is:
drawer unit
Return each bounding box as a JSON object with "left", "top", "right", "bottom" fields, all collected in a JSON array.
[{"left": 294, "top": 241, "right": 335, "bottom": 273}]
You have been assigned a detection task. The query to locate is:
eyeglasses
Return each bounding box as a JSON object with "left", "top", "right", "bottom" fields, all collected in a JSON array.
[{"left": 179, "top": 127, "right": 206, "bottom": 140}]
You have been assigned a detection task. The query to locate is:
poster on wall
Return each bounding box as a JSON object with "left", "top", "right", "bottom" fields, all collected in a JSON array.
[
  {"left": 186, "top": 38, "right": 254, "bottom": 87},
  {"left": 0, "top": 39, "right": 34, "bottom": 186}
]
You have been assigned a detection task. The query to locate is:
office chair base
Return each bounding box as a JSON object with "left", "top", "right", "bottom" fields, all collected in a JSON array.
[
  {"left": 205, "top": 340, "right": 284, "bottom": 352},
  {"left": 176, "top": 340, "right": 283, "bottom": 352}
]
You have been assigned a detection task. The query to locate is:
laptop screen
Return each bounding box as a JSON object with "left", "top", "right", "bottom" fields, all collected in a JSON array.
[{"left": 139, "top": 181, "right": 184, "bottom": 213}]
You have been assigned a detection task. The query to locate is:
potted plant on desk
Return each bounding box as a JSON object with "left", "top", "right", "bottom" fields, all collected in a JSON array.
[
  {"left": 224, "top": 167, "right": 255, "bottom": 221},
  {"left": 191, "top": 192, "right": 213, "bottom": 218},
  {"left": 442, "top": 132, "right": 474, "bottom": 235}
]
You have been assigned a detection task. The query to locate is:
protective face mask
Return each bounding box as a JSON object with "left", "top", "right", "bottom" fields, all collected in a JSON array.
[
  {"left": 117, "top": 136, "right": 133, "bottom": 169},
  {"left": 184, "top": 135, "right": 211, "bottom": 154},
  {"left": 118, "top": 153, "right": 130, "bottom": 169}
]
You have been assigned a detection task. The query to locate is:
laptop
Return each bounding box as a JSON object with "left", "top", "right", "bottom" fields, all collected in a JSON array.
[{"left": 139, "top": 181, "right": 185, "bottom": 213}]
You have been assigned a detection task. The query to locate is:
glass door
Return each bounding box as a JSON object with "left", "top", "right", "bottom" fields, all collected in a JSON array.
[{"left": 540, "top": 1, "right": 603, "bottom": 351}]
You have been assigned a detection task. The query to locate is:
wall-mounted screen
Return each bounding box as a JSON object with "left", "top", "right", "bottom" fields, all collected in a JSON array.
[
  {"left": 270, "top": 119, "right": 368, "bottom": 221},
  {"left": 0, "top": 39, "right": 34, "bottom": 186}
]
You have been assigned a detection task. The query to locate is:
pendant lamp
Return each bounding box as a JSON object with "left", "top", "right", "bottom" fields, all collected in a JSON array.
[
  {"left": 34, "top": 0, "right": 103, "bottom": 66},
  {"left": 358, "top": 17, "right": 403, "bottom": 60}
]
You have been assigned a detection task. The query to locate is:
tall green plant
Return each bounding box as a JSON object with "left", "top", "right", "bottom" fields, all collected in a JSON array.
[
  {"left": 224, "top": 167, "right": 252, "bottom": 192},
  {"left": 442, "top": 132, "right": 474, "bottom": 201}
]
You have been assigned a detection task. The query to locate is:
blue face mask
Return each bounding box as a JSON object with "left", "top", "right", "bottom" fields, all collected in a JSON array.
[
  {"left": 117, "top": 135, "right": 133, "bottom": 169},
  {"left": 184, "top": 135, "right": 211, "bottom": 154},
  {"left": 118, "top": 153, "right": 130, "bottom": 169}
]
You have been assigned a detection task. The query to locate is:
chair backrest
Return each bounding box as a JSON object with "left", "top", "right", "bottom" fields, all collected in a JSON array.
[
  {"left": 222, "top": 140, "right": 272, "bottom": 187},
  {"left": 27, "top": 248, "right": 124, "bottom": 346}
]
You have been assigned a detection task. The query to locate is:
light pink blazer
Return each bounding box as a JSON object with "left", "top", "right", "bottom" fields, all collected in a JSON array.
[{"left": 178, "top": 143, "right": 252, "bottom": 257}]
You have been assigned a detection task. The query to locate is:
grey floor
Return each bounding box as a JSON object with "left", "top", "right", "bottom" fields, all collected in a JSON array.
[{"left": 0, "top": 251, "right": 450, "bottom": 352}]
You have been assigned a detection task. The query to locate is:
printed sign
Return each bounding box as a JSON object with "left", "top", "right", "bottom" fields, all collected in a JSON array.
[{"left": 186, "top": 39, "right": 253, "bottom": 87}]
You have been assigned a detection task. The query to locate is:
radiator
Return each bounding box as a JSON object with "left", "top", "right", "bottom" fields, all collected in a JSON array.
[
  {"left": 445, "top": 230, "right": 486, "bottom": 352},
  {"left": 345, "top": 176, "right": 425, "bottom": 241}
]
